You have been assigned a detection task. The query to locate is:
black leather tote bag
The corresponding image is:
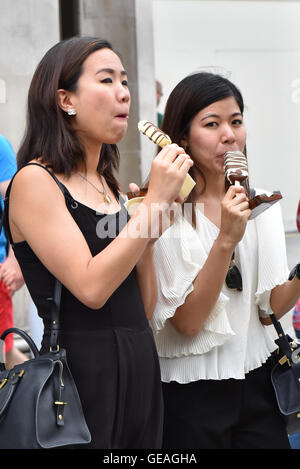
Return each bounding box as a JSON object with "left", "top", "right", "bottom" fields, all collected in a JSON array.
[
  {"left": 0, "top": 280, "right": 91, "bottom": 449},
  {"left": 0, "top": 167, "right": 91, "bottom": 448}
]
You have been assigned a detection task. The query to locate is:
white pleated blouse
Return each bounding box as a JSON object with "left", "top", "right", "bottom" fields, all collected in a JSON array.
[{"left": 151, "top": 192, "right": 290, "bottom": 383}]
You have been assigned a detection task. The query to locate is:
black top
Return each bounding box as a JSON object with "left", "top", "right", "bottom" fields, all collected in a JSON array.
[{"left": 4, "top": 163, "right": 163, "bottom": 449}]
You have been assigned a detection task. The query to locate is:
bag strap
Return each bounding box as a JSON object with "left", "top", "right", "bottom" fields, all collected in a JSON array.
[
  {"left": 0, "top": 163, "right": 66, "bottom": 352},
  {"left": 48, "top": 279, "right": 62, "bottom": 351},
  {"left": 270, "top": 313, "right": 285, "bottom": 337},
  {"left": 270, "top": 313, "right": 295, "bottom": 359}
]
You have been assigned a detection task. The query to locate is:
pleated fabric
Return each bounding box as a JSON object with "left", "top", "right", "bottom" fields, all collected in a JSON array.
[{"left": 151, "top": 191, "right": 290, "bottom": 382}]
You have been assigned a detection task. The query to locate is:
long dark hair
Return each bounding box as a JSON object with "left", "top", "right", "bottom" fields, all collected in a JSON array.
[
  {"left": 161, "top": 72, "right": 249, "bottom": 199},
  {"left": 17, "top": 36, "right": 121, "bottom": 196}
]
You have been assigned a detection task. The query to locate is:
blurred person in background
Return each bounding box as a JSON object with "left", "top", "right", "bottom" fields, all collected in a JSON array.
[{"left": 0, "top": 134, "right": 27, "bottom": 369}]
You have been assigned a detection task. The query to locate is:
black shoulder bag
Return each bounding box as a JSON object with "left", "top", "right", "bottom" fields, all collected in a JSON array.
[
  {"left": 0, "top": 176, "right": 91, "bottom": 448},
  {"left": 270, "top": 313, "right": 300, "bottom": 436},
  {"left": 0, "top": 280, "right": 91, "bottom": 448}
]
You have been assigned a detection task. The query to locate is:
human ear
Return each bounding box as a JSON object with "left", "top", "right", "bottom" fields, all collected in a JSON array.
[{"left": 57, "top": 89, "right": 75, "bottom": 115}]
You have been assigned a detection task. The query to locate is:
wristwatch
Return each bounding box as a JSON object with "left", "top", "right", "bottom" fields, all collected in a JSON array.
[{"left": 289, "top": 263, "right": 300, "bottom": 281}]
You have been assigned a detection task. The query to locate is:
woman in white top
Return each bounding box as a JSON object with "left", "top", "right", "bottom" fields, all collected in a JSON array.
[{"left": 151, "top": 72, "right": 300, "bottom": 449}]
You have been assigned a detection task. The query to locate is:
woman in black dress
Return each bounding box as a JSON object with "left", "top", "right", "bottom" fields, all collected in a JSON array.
[{"left": 5, "top": 36, "right": 193, "bottom": 448}]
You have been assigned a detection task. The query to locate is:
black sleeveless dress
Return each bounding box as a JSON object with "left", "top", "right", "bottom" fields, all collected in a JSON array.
[{"left": 4, "top": 164, "right": 163, "bottom": 449}]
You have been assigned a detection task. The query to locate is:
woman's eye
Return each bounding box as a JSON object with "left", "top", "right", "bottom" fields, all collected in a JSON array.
[
  {"left": 122, "top": 79, "right": 128, "bottom": 86},
  {"left": 232, "top": 119, "right": 243, "bottom": 125},
  {"left": 101, "top": 77, "right": 113, "bottom": 83},
  {"left": 206, "top": 122, "right": 218, "bottom": 127}
]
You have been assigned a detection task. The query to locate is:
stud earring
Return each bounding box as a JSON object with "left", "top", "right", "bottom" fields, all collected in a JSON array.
[{"left": 67, "top": 108, "right": 76, "bottom": 116}]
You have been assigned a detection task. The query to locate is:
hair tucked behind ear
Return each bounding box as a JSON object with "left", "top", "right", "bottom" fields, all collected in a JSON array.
[{"left": 17, "top": 36, "right": 121, "bottom": 198}]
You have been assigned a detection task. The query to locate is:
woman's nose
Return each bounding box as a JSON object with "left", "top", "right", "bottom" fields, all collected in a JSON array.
[
  {"left": 117, "top": 84, "right": 130, "bottom": 103},
  {"left": 122, "top": 90, "right": 130, "bottom": 103},
  {"left": 221, "top": 125, "right": 236, "bottom": 143}
]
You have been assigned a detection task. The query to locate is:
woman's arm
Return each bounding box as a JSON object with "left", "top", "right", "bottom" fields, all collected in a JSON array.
[
  {"left": 170, "top": 237, "right": 233, "bottom": 337},
  {"left": 260, "top": 275, "right": 300, "bottom": 325},
  {"left": 136, "top": 243, "right": 157, "bottom": 320},
  {"left": 10, "top": 147, "right": 192, "bottom": 309},
  {"left": 170, "top": 186, "right": 251, "bottom": 337},
  {"left": 271, "top": 276, "right": 300, "bottom": 317},
  {"left": 127, "top": 183, "right": 158, "bottom": 320}
]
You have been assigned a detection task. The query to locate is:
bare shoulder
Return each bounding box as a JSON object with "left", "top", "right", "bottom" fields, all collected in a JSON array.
[
  {"left": 12, "top": 161, "right": 52, "bottom": 184},
  {"left": 9, "top": 162, "right": 70, "bottom": 243},
  {"left": 10, "top": 162, "right": 64, "bottom": 202}
]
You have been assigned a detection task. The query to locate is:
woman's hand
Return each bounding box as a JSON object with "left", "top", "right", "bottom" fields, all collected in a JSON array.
[
  {"left": 128, "top": 182, "right": 178, "bottom": 241},
  {"left": 146, "top": 144, "right": 193, "bottom": 205},
  {"left": 128, "top": 145, "right": 192, "bottom": 241},
  {"left": 218, "top": 185, "right": 252, "bottom": 250},
  {"left": 0, "top": 250, "right": 24, "bottom": 295},
  {"left": 128, "top": 182, "right": 140, "bottom": 193}
]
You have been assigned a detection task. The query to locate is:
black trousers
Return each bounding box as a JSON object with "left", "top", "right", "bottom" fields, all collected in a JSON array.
[{"left": 162, "top": 356, "right": 291, "bottom": 449}]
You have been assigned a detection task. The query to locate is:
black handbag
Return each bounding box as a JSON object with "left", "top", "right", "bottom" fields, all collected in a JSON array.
[
  {"left": 0, "top": 278, "right": 91, "bottom": 448},
  {"left": 270, "top": 313, "right": 300, "bottom": 435}
]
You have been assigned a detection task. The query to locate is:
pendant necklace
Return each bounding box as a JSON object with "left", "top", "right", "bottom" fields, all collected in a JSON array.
[{"left": 78, "top": 172, "right": 112, "bottom": 204}]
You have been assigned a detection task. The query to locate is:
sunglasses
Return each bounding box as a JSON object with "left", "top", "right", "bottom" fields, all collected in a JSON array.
[{"left": 225, "top": 252, "right": 243, "bottom": 291}]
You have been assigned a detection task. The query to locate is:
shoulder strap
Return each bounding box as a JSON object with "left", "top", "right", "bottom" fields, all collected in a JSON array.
[
  {"left": 28, "top": 164, "right": 66, "bottom": 351},
  {"left": 48, "top": 278, "right": 62, "bottom": 352},
  {"left": 270, "top": 313, "right": 295, "bottom": 359},
  {"left": 0, "top": 162, "right": 65, "bottom": 352}
]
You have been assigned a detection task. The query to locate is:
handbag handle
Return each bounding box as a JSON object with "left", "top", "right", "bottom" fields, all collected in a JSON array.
[
  {"left": 270, "top": 313, "right": 296, "bottom": 359},
  {"left": 0, "top": 284, "right": 63, "bottom": 369},
  {"left": 0, "top": 327, "right": 40, "bottom": 372},
  {"left": 48, "top": 279, "right": 62, "bottom": 352},
  {"left": 270, "top": 313, "right": 285, "bottom": 337}
]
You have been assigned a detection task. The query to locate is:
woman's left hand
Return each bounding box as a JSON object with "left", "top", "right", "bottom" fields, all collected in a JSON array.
[{"left": 128, "top": 183, "right": 179, "bottom": 241}]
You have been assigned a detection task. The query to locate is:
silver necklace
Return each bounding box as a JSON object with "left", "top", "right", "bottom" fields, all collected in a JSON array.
[{"left": 78, "top": 172, "right": 112, "bottom": 204}]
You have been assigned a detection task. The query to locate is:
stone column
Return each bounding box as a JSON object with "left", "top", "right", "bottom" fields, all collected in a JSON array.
[
  {"left": 0, "top": 0, "right": 60, "bottom": 341},
  {"left": 0, "top": 0, "right": 60, "bottom": 151}
]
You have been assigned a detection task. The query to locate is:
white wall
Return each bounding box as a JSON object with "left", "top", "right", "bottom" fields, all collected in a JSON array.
[{"left": 153, "top": 0, "right": 300, "bottom": 231}]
